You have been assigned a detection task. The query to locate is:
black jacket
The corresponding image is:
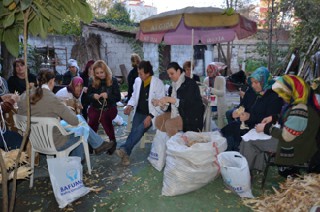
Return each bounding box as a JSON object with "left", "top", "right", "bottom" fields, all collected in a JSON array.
[
  {"left": 87, "top": 77, "right": 121, "bottom": 109},
  {"left": 175, "top": 77, "right": 205, "bottom": 132},
  {"left": 126, "top": 67, "right": 138, "bottom": 102}
]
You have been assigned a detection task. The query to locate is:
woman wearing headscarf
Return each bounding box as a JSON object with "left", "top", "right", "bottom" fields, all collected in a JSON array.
[
  {"left": 221, "top": 67, "right": 283, "bottom": 151},
  {"left": 153, "top": 62, "right": 204, "bottom": 137},
  {"left": 244, "top": 75, "right": 320, "bottom": 176},
  {"left": 56, "top": 76, "right": 84, "bottom": 114},
  {"left": 203, "top": 63, "right": 227, "bottom": 129}
]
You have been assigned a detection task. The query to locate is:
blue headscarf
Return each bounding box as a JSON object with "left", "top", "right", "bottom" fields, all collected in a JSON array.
[{"left": 248, "top": 67, "right": 275, "bottom": 91}]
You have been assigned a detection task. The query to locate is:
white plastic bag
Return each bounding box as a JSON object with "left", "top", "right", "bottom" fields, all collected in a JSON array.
[
  {"left": 47, "top": 157, "right": 90, "bottom": 208},
  {"left": 148, "top": 130, "right": 169, "bottom": 171},
  {"left": 217, "top": 151, "right": 254, "bottom": 198},
  {"left": 162, "top": 131, "right": 227, "bottom": 196}
]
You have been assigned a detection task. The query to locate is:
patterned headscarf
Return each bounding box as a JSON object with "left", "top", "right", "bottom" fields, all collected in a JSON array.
[
  {"left": 272, "top": 75, "right": 309, "bottom": 105},
  {"left": 67, "top": 76, "right": 83, "bottom": 98},
  {"left": 248, "top": 67, "right": 274, "bottom": 91},
  {"left": 206, "top": 63, "right": 221, "bottom": 77}
]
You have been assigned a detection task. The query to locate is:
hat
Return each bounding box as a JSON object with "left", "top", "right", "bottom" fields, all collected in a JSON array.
[{"left": 68, "top": 59, "right": 79, "bottom": 70}]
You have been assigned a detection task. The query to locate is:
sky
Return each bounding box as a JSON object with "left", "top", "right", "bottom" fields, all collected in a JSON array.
[{"left": 143, "top": 0, "right": 226, "bottom": 14}]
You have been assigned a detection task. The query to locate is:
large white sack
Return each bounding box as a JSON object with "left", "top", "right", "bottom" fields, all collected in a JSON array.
[{"left": 162, "top": 131, "right": 227, "bottom": 196}]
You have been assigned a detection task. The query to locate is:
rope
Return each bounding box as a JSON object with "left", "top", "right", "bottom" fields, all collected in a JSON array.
[
  {"left": 98, "top": 98, "right": 107, "bottom": 123},
  {"left": 0, "top": 105, "right": 8, "bottom": 152}
]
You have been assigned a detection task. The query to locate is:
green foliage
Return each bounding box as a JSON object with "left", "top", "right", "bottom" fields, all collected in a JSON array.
[
  {"left": 245, "top": 58, "right": 267, "bottom": 74},
  {"left": 279, "top": 0, "right": 320, "bottom": 53},
  {"left": 102, "top": 2, "right": 132, "bottom": 26},
  {"left": 60, "top": 15, "right": 82, "bottom": 36},
  {"left": 125, "top": 37, "right": 143, "bottom": 60},
  {"left": 0, "top": 0, "right": 93, "bottom": 56}
]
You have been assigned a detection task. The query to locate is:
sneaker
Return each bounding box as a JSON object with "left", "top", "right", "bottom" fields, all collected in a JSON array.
[
  {"left": 94, "top": 141, "right": 115, "bottom": 155},
  {"left": 115, "top": 149, "right": 130, "bottom": 166}
]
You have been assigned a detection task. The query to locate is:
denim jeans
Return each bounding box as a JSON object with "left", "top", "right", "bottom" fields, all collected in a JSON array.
[
  {"left": 120, "top": 112, "right": 151, "bottom": 155},
  {"left": 57, "top": 127, "right": 104, "bottom": 160}
]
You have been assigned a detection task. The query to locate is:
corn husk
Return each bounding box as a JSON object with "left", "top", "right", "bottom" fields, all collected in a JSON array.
[
  {"left": 0, "top": 149, "right": 29, "bottom": 170},
  {"left": 0, "top": 165, "right": 32, "bottom": 183},
  {"left": 243, "top": 174, "right": 320, "bottom": 211}
]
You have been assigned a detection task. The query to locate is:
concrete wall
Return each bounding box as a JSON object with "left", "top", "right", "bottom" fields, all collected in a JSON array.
[
  {"left": 82, "top": 25, "right": 136, "bottom": 77},
  {"left": 22, "top": 34, "right": 76, "bottom": 75},
  {"left": 142, "top": 38, "right": 289, "bottom": 76}
]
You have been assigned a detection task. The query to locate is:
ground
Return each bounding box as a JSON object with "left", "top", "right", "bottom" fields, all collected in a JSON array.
[{"left": 2, "top": 92, "right": 286, "bottom": 211}]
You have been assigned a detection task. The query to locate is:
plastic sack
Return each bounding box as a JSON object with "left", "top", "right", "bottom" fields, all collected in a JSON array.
[
  {"left": 148, "top": 130, "right": 169, "bottom": 171},
  {"left": 217, "top": 151, "right": 254, "bottom": 198},
  {"left": 47, "top": 157, "right": 90, "bottom": 208},
  {"left": 162, "top": 131, "right": 227, "bottom": 196},
  {"left": 113, "top": 114, "right": 124, "bottom": 126}
]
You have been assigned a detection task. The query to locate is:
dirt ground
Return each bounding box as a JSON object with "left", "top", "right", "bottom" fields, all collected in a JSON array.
[{"left": 2, "top": 93, "right": 286, "bottom": 211}]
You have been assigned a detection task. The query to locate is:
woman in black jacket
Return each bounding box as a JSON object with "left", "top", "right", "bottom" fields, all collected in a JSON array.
[
  {"left": 221, "top": 67, "right": 283, "bottom": 151},
  {"left": 153, "top": 62, "right": 204, "bottom": 136},
  {"left": 87, "top": 60, "right": 121, "bottom": 154}
]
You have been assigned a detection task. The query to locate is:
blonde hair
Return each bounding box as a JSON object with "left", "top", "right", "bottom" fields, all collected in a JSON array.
[
  {"left": 92, "top": 60, "right": 113, "bottom": 88},
  {"left": 131, "top": 53, "right": 141, "bottom": 68}
]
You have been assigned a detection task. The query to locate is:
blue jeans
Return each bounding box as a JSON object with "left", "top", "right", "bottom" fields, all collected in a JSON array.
[
  {"left": 57, "top": 127, "right": 104, "bottom": 160},
  {"left": 120, "top": 112, "right": 151, "bottom": 155}
]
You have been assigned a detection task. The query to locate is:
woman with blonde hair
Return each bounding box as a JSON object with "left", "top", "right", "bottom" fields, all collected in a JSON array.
[{"left": 87, "top": 60, "right": 121, "bottom": 155}]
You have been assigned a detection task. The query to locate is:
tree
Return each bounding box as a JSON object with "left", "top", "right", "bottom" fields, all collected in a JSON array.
[
  {"left": 0, "top": 1, "right": 93, "bottom": 211},
  {"left": 103, "top": 2, "right": 132, "bottom": 25},
  {"left": 279, "top": 0, "right": 320, "bottom": 53},
  {"left": 87, "top": 0, "right": 113, "bottom": 18}
]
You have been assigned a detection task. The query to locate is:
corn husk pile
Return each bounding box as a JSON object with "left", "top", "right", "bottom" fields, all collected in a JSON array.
[
  {"left": 181, "top": 131, "right": 210, "bottom": 147},
  {"left": 243, "top": 173, "right": 320, "bottom": 211},
  {"left": 0, "top": 149, "right": 32, "bottom": 183}
]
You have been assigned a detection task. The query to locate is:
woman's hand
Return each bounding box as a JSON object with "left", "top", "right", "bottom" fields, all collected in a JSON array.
[
  {"left": 143, "top": 116, "right": 152, "bottom": 128},
  {"left": 159, "top": 96, "right": 175, "bottom": 105},
  {"left": 232, "top": 110, "right": 240, "bottom": 119},
  {"left": 124, "top": 105, "right": 133, "bottom": 115},
  {"left": 93, "top": 94, "right": 100, "bottom": 100},
  {"left": 83, "top": 87, "right": 88, "bottom": 93},
  {"left": 255, "top": 123, "right": 266, "bottom": 133},
  {"left": 261, "top": 116, "right": 272, "bottom": 124},
  {"left": 151, "top": 98, "right": 161, "bottom": 106},
  {"left": 100, "top": 92, "right": 108, "bottom": 99},
  {"left": 240, "top": 112, "right": 250, "bottom": 122}
]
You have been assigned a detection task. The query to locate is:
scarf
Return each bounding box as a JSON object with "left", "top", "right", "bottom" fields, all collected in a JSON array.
[
  {"left": 41, "top": 84, "right": 50, "bottom": 90},
  {"left": 248, "top": 67, "right": 275, "bottom": 92},
  {"left": 67, "top": 76, "right": 83, "bottom": 98},
  {"left": 143, "top": 76, "right": 152, "bottom": 88},
  {"left": 171, "top": 72, "right": 185, "bottom": 118},
  {"left": 272, "top": 75, "right": 309, "bottom": 105}
]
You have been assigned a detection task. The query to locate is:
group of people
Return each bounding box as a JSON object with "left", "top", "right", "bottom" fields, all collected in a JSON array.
[{"left": 1, "top": 55, "right": 320, "bottom": 178}]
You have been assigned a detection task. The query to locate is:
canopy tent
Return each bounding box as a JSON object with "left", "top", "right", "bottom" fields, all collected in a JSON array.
[{"left": 136, "top": 7, "right": 257, "bottom": 45}]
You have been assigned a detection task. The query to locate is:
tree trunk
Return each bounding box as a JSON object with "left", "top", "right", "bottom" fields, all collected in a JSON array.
[{"left": 0, "top": 42, "right": 15, "bottom": 80}]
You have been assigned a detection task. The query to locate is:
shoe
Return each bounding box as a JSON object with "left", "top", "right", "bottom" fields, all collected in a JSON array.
[
  {"left": 95, "top": 141, "right": 115, "bottom": 155},
  {"left": 115, "top": 149, "right": 130, "bottom": 166},
  {"left": 107, "top": 140, "right": 117, "bottom": 155}
]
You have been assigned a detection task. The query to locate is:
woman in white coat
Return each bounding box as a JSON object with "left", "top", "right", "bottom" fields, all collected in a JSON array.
[
  {"left": 203, "top": 64, "right": 227, "bottom": 129},
  {"left": 116, "top": 61, "right": 165, "bottom": 165}
]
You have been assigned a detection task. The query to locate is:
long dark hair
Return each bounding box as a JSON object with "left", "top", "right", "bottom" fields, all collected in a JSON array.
[
  {"left": 82, "top": 59, "right": 95, "bottom": 78},
  {"left": 31, "top": 69, "right": 55, "bottom": 105},
  {"left": 167, "top": 62, "right": 184, "bottom": 73},
  {"left": 138, "top": 60, "right": 154, "bottom": 76},
  {"left": 13, "top": 58, "right": 25, "bottom": 76}
]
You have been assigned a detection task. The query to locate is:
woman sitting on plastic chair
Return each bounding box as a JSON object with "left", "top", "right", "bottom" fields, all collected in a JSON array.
[
  {"left": 241, "top": 75, "right": 320, "bottom": 176},
  {"left": 17, "top": 69, "right": 115, "bottom": 160}
]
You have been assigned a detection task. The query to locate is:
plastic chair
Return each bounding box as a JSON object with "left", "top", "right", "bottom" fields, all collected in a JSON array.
[{"left": 13, "top": 114, "right": 92, "bottom": 188}]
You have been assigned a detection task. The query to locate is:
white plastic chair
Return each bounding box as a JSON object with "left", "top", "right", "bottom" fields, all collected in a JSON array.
[{"left": 13, "top": 114, "right": 92, "bottom": 188}]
